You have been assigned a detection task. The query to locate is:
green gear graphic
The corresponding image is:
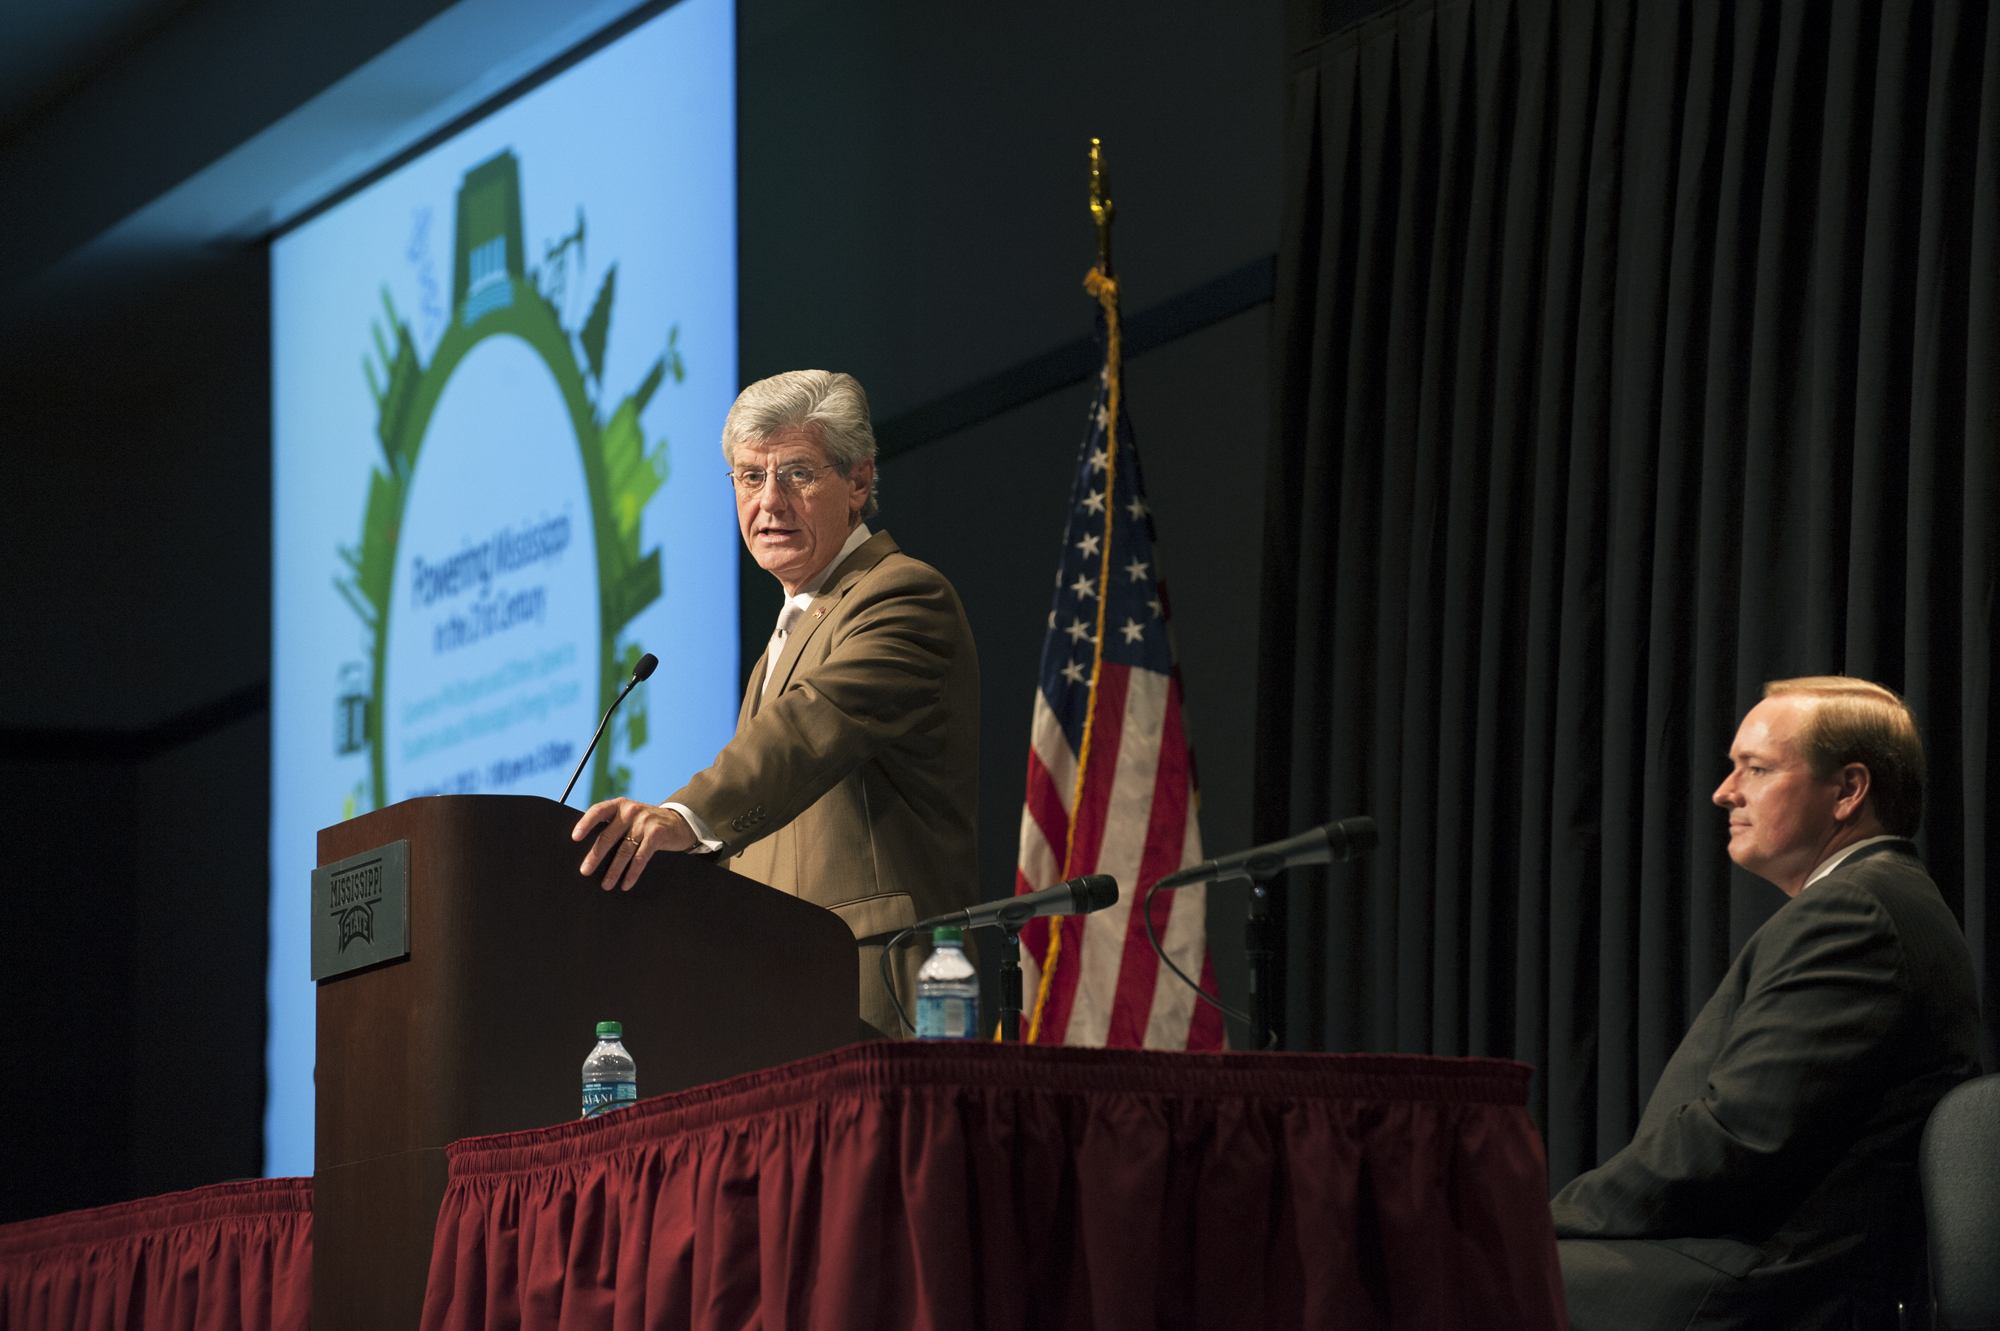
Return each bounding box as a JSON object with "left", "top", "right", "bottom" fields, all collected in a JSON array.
[{"left": 335, "top": 150, "right": 684, "bottom": 811}]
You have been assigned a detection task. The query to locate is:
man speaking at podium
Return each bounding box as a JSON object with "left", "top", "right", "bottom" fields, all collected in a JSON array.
[{"left": 570, "top": 370, "right": 978, "bottom": 1038}]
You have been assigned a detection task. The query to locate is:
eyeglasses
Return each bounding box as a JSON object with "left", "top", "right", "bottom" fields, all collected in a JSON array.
[{"left": 726, "top": 461, "right": 843, "bottom": 497}]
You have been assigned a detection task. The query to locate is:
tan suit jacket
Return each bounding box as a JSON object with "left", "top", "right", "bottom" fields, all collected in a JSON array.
[{"left": 669, "top": 530, "right": 979, "bottom": 1036}]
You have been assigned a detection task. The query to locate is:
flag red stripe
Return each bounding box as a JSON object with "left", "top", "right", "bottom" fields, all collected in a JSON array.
[
  {"left": 1032, "top": 664, "right": 1132, "bottom": 1043},
  {"left": 1017, "top": 751, "right": 1070, "bottom": 970},
  {"left": 1018, "top": 747, "right": 1072, "bottom": 969},
  {"left": 1029, "top": 916, "right": 1084, "bottom": 1043},
  {"left": 1017, "top": 870, "right": 1051, "bottom": 967},
  {"left": 1061, "top": 663, "right": 1131, "bottom": 879},
  {"left": 1022, "top": 748, "right": 1071, "bottom": 883},
  {"left": 1105, "top": 674, "right": 1193, "bottom": 1047}
]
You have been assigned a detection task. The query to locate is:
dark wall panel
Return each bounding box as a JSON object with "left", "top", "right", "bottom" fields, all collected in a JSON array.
[
  {"left": 0, "top": 758, "right": 138, "bottom": 1224},
  {"left": 0, "top": 248, "right": 269, "bottom": 732},
  {"left": 130, "top": 711, "right": 269, "bottom": 1196},
  {"left": 737, "top": 0, "right": 1284, "bottom": 422}
]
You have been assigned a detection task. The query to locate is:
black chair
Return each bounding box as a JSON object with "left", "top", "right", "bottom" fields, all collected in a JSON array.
[{"left": 1920, "top": 1073, "right": 2000, "bottom": 1330}]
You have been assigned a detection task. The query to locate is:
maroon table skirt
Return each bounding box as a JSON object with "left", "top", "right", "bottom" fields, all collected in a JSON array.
[
  {"left": 421, "top": 1042, "right": 1565, "bottom": 1331},
  {"left": 0, "top": 1177, "right": 311, "bottom": 1331}
]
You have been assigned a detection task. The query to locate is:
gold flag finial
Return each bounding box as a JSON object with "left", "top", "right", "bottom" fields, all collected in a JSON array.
[{"left": 1089, "top": 138, "right": 1115, "bottom": 274}]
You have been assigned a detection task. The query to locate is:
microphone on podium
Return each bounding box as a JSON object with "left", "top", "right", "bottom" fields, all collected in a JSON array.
[
  {"left": 558, "top": 653, "right": 659, "bottom": 806},
  {"left": 915, "top": 874, "right": 1119, "bottom": 934}
]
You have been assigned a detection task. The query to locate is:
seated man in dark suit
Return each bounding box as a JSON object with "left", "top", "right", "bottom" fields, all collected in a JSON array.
[{"left": 1554, "top": 677, "right": 1981, "bottom": 1331}]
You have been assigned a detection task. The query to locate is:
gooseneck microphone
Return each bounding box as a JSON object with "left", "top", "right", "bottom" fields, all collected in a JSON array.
[
  {"left": 1140, "top": 815, "right": 1379, "bottom": 1052},
  {"left": 558, "top": 653, "right": 659, "bottom": 806},
  {"left": 916, "top": 874, "right": 1120, "bottom": 934},
  {"left": 1151, "top": 816, "right": 1378, "bottom": 890}
]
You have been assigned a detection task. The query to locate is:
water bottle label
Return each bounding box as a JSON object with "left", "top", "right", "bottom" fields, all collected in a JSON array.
[
  {"left": 916, "top": 995, "right": 976, "bottom": 1040},
  {"left": 582, "top": 1081, "right": 638, "bottom": 1115}
]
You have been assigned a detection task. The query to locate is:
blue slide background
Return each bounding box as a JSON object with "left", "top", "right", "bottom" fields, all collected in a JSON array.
[{"left": 268, "top": 0, "right": 737, "bottom": 1177}]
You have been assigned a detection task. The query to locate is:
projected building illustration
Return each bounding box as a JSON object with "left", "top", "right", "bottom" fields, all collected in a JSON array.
[{"left": 336, "top": 149, "right": 683, "bottom": 813}]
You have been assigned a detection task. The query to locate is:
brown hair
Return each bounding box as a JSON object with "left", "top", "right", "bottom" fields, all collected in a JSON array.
[{"left": 1763, "top": 676, "right": 1924, "bottom": 836}]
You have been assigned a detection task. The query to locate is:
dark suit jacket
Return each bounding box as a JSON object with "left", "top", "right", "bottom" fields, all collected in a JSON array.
[
  {"left": 669, "top": 530, "right": 979, "bottom": 1035},
  {"left": 1552, "top": 841, "right": 1980, "bottom": 1330}
]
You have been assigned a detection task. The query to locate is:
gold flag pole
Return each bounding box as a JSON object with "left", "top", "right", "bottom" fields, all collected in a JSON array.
[
  {"left": 1090, "top": 136, "right": 1115, "bottom": 276},
  {"left": 1027, "top": 140, "right": 1123, "bottom": 1045}
]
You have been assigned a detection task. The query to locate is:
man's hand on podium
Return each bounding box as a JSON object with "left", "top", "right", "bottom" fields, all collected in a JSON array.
[{"left": 573, "top": 799, "right": 698, "bottom": 891}]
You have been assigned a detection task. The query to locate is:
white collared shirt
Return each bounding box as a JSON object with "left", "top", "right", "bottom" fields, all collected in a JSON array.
[
  {"left": 1801, "top": 834, "right": 1905, "bottom": 892},
  {"left": 666, "top": 523, "right": 872, "bottom": 852},
  {"left": 761, "top": 523, "right": 871, "bottom": 695}
]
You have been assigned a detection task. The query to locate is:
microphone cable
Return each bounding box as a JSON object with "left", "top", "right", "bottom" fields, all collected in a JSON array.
[
  {"left": 878, "top": 925, "right": 921, "bottom": 1035},
  {"left": 1140, "top": 875, "right": 1264, "bottom": 1045}
]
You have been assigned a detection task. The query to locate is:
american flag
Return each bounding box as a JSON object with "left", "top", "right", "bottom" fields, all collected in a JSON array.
[{"left": 1015, "top": 269, "right": 1225, "bottom": 1050}]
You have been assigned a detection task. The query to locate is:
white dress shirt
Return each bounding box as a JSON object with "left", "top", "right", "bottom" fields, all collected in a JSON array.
[
  {"left": 1801, "top": 833, "right": 1905, "bottom": 892},
  {"left": 664, "top": 523, "right": 872, "bottom": 852}
]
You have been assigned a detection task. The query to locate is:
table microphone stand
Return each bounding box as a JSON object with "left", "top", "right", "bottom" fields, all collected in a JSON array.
[
  {"left": 1240, "top": 878, "right": 1273, "bottom": 1050},
  {"left": 997, "top": 929, "right": 1023, "bottom": 1042}
]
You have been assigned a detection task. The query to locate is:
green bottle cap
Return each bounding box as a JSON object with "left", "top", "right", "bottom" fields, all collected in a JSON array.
[
  {"left": 596, "top": 1020, "right": 622, "bottom": 1038},
  {"left": 931, "top": 926, "right": 964, "bottom": 945}
]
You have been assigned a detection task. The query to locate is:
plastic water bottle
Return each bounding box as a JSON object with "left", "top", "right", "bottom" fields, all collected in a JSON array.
[
  {"left": 581, "top": 1020, "right": 637, "bottom": 1118},
  {"left": 916, "top": 927, "right": 979, "bottom": 1040}
]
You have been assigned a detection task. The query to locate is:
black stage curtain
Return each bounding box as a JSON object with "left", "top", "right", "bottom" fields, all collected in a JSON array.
[{"left": 1260, "top": 0, "right": 1999, "bottom": 1189}]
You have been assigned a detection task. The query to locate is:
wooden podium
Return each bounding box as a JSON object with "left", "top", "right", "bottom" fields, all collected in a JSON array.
[{"left": 312, "top": 795, "right": 859, "bottom": 1330}]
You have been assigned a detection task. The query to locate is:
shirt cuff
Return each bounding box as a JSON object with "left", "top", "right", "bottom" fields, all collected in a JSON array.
[{"left": 662, "top": 801, "right": 725, "bottom": 854}]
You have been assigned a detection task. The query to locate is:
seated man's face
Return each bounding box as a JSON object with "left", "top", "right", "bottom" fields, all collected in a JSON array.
[
  {"left": 1712, "top": 695, "right": 1849, "bottom": 894},
  {"left": 732, "top": 426, "right": 872, "bottom": 593}
]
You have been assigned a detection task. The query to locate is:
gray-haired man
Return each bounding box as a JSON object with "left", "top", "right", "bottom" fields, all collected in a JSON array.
[{"left": 571, "top": 370, "right": 980, "bottom": 1037}]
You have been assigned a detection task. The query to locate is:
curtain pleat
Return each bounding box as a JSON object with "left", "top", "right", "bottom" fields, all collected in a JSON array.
[{"left": 1264, "top": 0, "right": 2000, "bottom": 1190}]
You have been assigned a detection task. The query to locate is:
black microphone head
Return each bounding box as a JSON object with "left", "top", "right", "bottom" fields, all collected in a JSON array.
[
  {"left": 632, "top": 652, "right": 659, "bottom": 682},
  {"left": 1327, "top": 816, "right": 1378, "bottom": 860},
  {"left": 1068, "top": 874, "right": 1119, "bottom": 912}
]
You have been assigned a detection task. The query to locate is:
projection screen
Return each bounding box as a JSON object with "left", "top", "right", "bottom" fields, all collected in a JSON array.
[{"left": 269, "top": 0, "right": 736, "bottom": 1176}]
